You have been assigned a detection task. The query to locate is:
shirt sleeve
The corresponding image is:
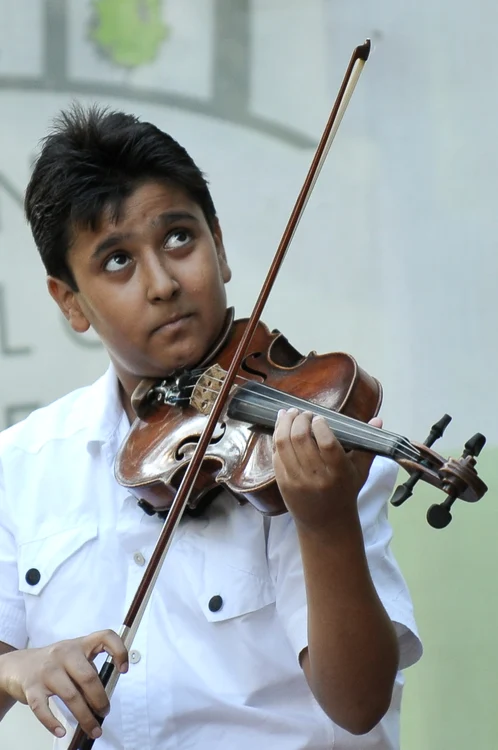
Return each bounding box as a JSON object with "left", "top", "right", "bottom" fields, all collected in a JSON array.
[
  {"left": 267, "top": 456, "right": 422, "bottom": 670},
  {"left": 0, "top": 464, "right": 28, "bottom": 649}
]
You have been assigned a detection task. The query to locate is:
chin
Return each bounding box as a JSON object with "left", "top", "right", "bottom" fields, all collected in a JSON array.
[{"left": 150, "top": 350, "right": 201, "bottom": 377}]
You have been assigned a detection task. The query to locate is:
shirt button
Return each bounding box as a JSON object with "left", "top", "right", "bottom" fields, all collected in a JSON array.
[
  {"left": 208, "top": 595, "right": 223, "bottom": 612},
  {"left": 129, "top": 650, "right": 141, "bottom": 664},
  {"left": 133, "top": 552, "right": 145, "bottom": 566},
  {"left": 25, "top": 568, "right": 41, "bottom": 586}
]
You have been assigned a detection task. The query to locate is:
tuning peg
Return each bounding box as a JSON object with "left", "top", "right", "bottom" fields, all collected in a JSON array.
[
  {"left": 463, "top": 433, "right": 486, "bottom": 458},
  {"left": 390, "top": 476, "right": 418, "bottom": 507},
  {"left": 390, "top": 414, "right": 452, "bottom": 508},
  {"left": 427, "top": 496, "right": 456, "bottom": 529},
  {"left": 427, "top": 414, "right": 452, "bottom": 443}
]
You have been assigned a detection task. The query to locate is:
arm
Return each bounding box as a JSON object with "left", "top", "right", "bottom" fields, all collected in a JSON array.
[
  {"left": 298, "top": 520, "right": 398, "bottom": 734},
  {"left": 273, "top": 409, "right": 399, "bottom": 735},
  {"left": 0, "top": 642, "right": 17, "bottom": 720}
]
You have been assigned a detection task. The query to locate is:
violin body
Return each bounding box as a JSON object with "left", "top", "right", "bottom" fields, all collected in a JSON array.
[{"left": 115, "top": 317, "right": 382, "bottom": 515}]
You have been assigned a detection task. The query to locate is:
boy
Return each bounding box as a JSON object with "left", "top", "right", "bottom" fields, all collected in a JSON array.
[{"left": 0, "top": 106, "right": 421, "bottom": 749}]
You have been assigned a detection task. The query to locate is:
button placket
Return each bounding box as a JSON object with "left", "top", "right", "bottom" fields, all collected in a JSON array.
[
  {"left": 129, "top": 649, "right": 141, "bottom": 664},
  {"left": 133, "top": 552, "right": 146, "bottom": 567},
  {"left": 120, "top": 628, "right": 150, "bottom": 750},
  {"left": 115, "top": 495, "right": 154, "bottom": 750}
]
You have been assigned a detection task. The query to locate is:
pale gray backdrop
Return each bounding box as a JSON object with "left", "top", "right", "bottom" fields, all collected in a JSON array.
[{"left": 0, "top": 1, "right": 496, "bottom": 748}]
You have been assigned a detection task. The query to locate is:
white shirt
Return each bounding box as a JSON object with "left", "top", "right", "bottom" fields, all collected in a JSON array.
[{"left": 0, "top": 366, "right": 421, "bottom": 750}]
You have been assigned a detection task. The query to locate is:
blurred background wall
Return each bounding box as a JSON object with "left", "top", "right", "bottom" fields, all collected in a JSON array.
[{"left": 0, "top": 1, "right": 496, "bottom": 747}]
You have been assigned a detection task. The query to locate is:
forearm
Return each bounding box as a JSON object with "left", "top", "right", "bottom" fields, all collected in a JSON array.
[{"left": 297, "top": 512, "right": 399, "bottom": 735}]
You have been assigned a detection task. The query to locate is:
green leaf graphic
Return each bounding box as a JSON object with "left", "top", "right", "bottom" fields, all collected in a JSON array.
[{"left": 90, "top": 0, "right": 169, "bottom": 69}]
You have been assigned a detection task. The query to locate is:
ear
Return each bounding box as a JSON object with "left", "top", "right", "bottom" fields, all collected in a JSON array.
[
  {"left": 212, "top": 219, "right": 232, "bottom": 284},
  {"left": 47, "top": 276, "right": 91, "bottom": 333}
]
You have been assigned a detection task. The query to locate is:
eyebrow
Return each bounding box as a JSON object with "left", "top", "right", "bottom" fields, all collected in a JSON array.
[{"left": 91, "top": 210, "right": 200, "bottom": 260}]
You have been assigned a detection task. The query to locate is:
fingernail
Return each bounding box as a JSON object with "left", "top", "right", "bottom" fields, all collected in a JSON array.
[
  {"left": 120, "top": 661, "right": 129, "bottom": 674},
  {"left": 91, "top": 727, "right": 103, "bottom": 740},
  {"left": 54, "top": 727, "right": 66, "bottom": 738}
]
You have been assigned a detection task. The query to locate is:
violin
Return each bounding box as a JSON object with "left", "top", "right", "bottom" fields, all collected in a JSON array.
[
  {"left": 68, "top": 39, "right": 487, "bottom": 750},
  {"left": 116, "top": 308, "right": 487, "bottom": 529}
]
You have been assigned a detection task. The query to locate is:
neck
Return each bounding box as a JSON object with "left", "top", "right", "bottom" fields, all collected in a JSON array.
[
  {"left": 226, "top": 380, "right": 419, "bottom": 463},
  {"left": 118, "top": 381, "right": 137, "bottom": 424}
]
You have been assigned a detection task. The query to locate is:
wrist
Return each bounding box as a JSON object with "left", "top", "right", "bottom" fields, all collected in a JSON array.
[
  {"left": 294, "top": 504, "right": 363, "bottom": 546},
  {"left": 0, "top": 652, "right": 8, "bottom": 692},
  {"left": 0, "top": 653, "right": 17, "bottom": 719}
]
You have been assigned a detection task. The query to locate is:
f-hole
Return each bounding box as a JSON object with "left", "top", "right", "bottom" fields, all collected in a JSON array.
[
  {"left": 241, "top": 351, "right": 267, "bottom": 381},
  {"left": 175, "top": 422, "right": 227, "bottom": 461}
]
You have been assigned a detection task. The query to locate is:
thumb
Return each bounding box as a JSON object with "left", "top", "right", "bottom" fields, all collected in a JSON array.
[{"left": 348, "top": 415, "right": 383, "bottom": 481}]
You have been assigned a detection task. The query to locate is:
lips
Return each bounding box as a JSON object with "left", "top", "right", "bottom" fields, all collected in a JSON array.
[{"left": 151, "top": 313, "right": 192, "bottom": 334}]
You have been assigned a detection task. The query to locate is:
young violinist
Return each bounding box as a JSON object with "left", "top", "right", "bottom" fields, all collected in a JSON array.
[{"left": 0, "top": 106, "right": 421, "bottom": 750}]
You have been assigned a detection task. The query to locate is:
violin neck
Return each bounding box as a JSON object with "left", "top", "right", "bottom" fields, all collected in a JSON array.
[{"left": 227, "top": 381, "right": 416, "bottom": 462}]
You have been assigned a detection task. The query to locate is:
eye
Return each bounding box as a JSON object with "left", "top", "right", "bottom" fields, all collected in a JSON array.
[
  {"left": 104, "top": 252, "right": 131, "bottom": 272},
  {"left": 164, "top": 229, "right": 192, "bottom": 250}
]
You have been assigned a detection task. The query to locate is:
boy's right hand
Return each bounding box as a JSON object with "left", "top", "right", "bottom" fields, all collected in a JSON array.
[{"left": 0, "top": 630, "right": 128, "bottom": 740}]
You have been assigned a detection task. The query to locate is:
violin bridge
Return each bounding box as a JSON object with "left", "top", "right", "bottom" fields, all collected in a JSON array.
[{"left": 190, "top": 364, "right": 227, "bottom": 415}]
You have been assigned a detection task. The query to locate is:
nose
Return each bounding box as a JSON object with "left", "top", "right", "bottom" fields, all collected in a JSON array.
[{"left": 144, "top": 254, "right": 180, "bottom": 302}]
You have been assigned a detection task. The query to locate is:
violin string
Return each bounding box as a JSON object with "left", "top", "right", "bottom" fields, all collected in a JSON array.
[
  {"left": 172, "top": 369, "right": 413, "bottom": 448},
  {"left": 227, "top": 393, "right": 420, "bottom": 462},
  {"left": 171, "top": 375, "right": 413, "bottom": 455},
  {"left": 162, "top": 373, "right": 420, "bottom": 462}
]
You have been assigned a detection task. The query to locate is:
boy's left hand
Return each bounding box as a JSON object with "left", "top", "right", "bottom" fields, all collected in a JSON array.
[{"left": 272, "top": 408, "right": 381, "bottom": 533}]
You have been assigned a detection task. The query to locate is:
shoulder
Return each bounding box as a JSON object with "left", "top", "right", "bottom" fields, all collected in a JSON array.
[
  {"left": 0, "top": 386, "right": 92, "bottom": 456},
  {"left": 0, "top": 367, "right": 114, "bottom": 460},
  {"left": 0, "top": 368, "right": 119, "bottom": 536}
]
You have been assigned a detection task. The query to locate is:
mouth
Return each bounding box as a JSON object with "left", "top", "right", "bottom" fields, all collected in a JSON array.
[{"left": 151, "top": 313, "right": 193, "bottom": 335}]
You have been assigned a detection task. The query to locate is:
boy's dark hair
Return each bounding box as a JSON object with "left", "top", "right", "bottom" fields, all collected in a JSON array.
[{"left": 25, "top": 104, "right": 217, "bottom": 290}]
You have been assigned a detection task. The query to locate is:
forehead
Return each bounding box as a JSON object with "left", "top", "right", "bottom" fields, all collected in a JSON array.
[
  {"left": 69, "top": 181, "right": 203, "bottom": 254},
  {"left": 100, "top": 181, "right": 200, "bottom": 231}
]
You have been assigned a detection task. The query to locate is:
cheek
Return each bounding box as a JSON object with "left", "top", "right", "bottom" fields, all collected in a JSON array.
[
  {"left": 182, "top": 252, "right": 225, "bottom": 294},
  {"left": 87, "top": 298, "right": 139, "bottom": 342},
  {"left": 195, "top": 269, "right": 225, "bottom": 302}
]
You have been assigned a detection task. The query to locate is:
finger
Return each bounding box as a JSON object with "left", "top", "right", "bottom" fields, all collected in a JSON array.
[
  {"left": 289, "top": 411, "right": 326, "bottom": 471},
  {"left": 273, "top": 408, "right": 300, "bottom": 469},
  {"left": 81, "top": 630, "right": 129, "bottom": 674},
  {"left": 348, "top": 416, "right": 384, "bottom": 480},
  {"left": 46, "top": 674, "right": 103, "bottom": 741},
  {"left": 311, "top": 416, "right": 346, "bottom": 463},
  {"left": 312, "top": 416, "right": 375, "bottom": 493},
  {"left": 25, "top": 689, "right": 68, "bottom": 739},
  {"left": 347, "top": 447, "right": 377, "bottom": 485},
  {"left": 65, "top": 655, "right": 110, "bottom": 718}
]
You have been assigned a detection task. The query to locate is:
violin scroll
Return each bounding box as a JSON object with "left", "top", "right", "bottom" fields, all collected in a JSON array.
[
  {"left": 425, "top": 432, "right": 487, "bottom": 528},
  {"left": 391, "top": 417, "right": 487, "bottom": 528}
]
